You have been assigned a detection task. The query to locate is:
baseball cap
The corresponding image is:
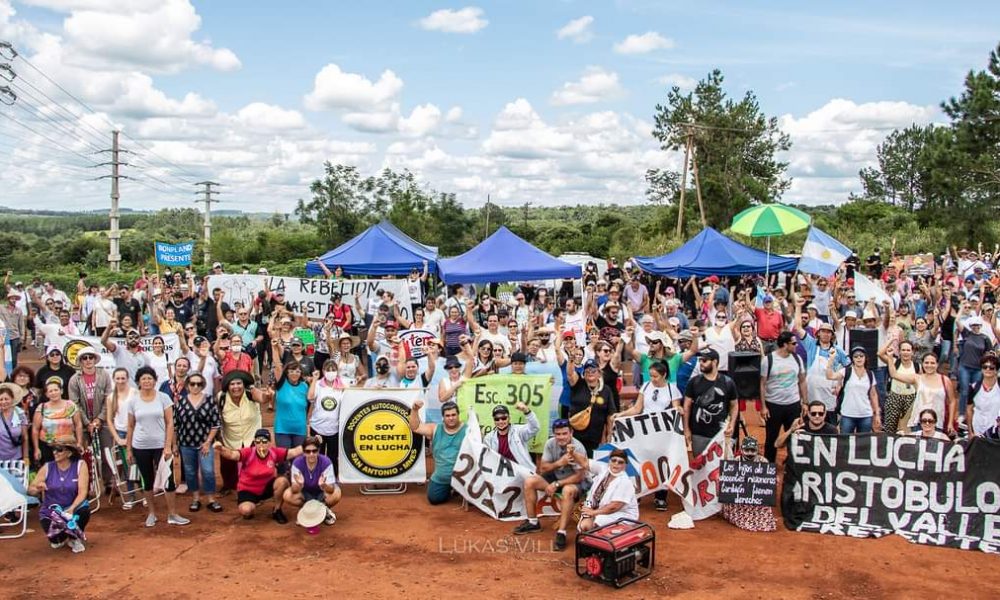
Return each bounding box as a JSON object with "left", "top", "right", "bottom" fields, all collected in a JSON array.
[
  {"left": 258, "top": 267, "right": 268, "bottom": 275},
  {"left": 561, "top": 330, "right": 576, "bottom": 339},
  {"left": 677, "top": 330, "right": 693, "bottom": 341},
  {"left": 384, "top": 320, "right": 398, "bottom": 329},
  {"left": 817, "top": 322, "right": 834, "bottom": 332},
  {"left": 844, "top": 310, "right": 858, "bottom": 319},
  {"left": 46, "top": 345, "right": 62, "bottom": 356},
  {"left": 491, "top": 405, "right": 510, "bottom": 417},
  {"left": 763, "top": 295, "right": 774, "bottom": 303},
  {"left": 967, "top": 316, "right": 984, "bottom": 327},
  {"left": 212, "top": 262, "right": 223, "bottom": 269},
  {"left": 581, "top": 359, "right": 600, "bottom": 371},
  {"left": 510, "top": 351, "right": 528, "bottom": 364},
  {"left": 697, "top": 348, "right": 720, "bottom": 361},
  {"left": 253, "top": 428, "right": 271, "bottom": 441}
]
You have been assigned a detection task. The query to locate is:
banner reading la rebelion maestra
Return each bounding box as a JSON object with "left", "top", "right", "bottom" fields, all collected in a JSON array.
[{"left": 782, "top": 433, "right": 1000, "bottom": 554}]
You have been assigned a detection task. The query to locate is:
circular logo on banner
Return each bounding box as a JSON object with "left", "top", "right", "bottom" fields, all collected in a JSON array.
[
  {"left": 342, "top": 399, "right": 422, "bottom": 478},
  {"left": 63, "top": 340, "right": 95, "bottom": 369}
]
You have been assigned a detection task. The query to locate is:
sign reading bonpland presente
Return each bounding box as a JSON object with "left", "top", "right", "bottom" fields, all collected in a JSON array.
[
  {"left": 782, "top": 434, "right": 1000, "bottom": 554},
  {"left": 206, "top": 275, "right": 415, "bottom": 321},
  {"left": 338, "top": 388, "right": 426, "bottom": 484},
  {"left": 719, "top": 460, "right": 778, "bottom": 506}
]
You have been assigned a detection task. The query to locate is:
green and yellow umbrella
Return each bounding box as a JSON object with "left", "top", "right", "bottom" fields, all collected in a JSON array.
[
  {"left": 731, "top": 203, "right": 811, "bottom": 238},
  {"left": 731, "top": 203, "right": 812, "bottom": 276}
]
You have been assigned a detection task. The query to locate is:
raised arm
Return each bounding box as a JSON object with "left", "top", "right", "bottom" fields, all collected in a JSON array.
[{"left": 408, "top": 399, "right": 436, "bottom": 438}]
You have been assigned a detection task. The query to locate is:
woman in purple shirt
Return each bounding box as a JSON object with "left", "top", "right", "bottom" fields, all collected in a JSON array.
[{"left": 27, "top": 443, "right": 90, "bottom": 553}]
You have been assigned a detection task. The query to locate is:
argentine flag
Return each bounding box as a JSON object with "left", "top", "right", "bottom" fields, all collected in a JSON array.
[{"left": 799, "top": 227, "right": 851, "bottom": 277}]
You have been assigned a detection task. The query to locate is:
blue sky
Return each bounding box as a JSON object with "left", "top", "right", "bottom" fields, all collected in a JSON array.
[{"left": 1, "top": 1, "right": 998, "bottom": 212}]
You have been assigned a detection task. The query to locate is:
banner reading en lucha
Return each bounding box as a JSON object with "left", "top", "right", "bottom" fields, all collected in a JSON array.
[
  {"left": 338, "top": 388, "right": 426, "bottom": 484},
  {"left": 782, "top": 434, "right": 1000, "bottom": 554}
]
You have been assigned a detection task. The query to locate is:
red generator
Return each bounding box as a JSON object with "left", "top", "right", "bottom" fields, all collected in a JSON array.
[{"left": 575, "top": 519, "right": 655, "bottom": 588}]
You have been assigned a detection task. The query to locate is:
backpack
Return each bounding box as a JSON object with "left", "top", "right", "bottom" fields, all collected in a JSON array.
[
  {"left": 834, "top": 367, "right": 875, "bottom": 414},
  {"left": 765, "top": 350, "right": 804, "bottom": 378}
]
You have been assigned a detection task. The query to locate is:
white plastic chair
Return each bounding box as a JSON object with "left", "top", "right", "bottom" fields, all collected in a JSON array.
[{"left": 0, "top": 459, "right": 29, "bottom": 539}]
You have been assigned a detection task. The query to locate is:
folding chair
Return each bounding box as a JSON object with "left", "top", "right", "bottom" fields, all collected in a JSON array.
[
  {"left": 83, "top": 438, "right": 102, "bottom": 514},
  {"left": 103, "top": 444, "right": 155, "bottom": 510},
  {"left": 0, "top": 459, "right": 29, "bottom": 539}
]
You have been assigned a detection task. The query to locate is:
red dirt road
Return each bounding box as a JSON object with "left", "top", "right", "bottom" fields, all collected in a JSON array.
[{"left": 5, "top": 354, "right": 995, "bottom": 598}]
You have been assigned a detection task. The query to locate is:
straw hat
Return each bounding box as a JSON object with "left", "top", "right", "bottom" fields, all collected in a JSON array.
[
  {"left": 296, "top": 500, "right": 328, "bottom": 528},
  {"left": 0, "top": 382, "right": 25, "bottom": 404}
]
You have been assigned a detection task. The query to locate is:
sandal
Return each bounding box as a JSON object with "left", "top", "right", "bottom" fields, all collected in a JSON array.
[
  {"left": 207, "top": 501, "right": 223, "bottom": 513},
  {"left": 189, "top": 500, "right": 202, "bottom": 512}
]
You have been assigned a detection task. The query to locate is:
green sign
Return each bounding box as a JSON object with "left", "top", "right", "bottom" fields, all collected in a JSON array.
[{"left": 457, "top": 374, "right": 552, "bottom": 453}]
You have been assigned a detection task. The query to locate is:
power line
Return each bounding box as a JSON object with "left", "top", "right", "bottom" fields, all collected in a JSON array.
[
  {"left": 8, "top": 76, "right": 109, "bottom": 148},
  {"left": 7, "top": 88, "right": 106, "bottom": 154},
  {"left": 0, "top": 111, "right": 102, "bottom": 166}
]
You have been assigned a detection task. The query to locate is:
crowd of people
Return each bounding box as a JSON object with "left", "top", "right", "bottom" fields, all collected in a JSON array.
[{"left": 4, "top": 245, "right": 1000, "bottom": 554}]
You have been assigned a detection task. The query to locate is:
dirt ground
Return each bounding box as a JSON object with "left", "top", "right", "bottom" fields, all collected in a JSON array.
[{"left": 4, "top": 356, "right": 997, "bottom": 599}]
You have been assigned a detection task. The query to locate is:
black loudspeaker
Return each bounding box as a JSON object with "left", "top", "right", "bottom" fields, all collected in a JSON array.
[
  {"left": 728, "top": 351, "right": 762, "bottom": 398},
  {"left": 848, "top": 328, "right": 879, "bottom": 369}
]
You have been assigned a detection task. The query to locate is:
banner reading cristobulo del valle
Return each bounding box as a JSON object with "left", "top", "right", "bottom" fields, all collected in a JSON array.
[
  {"left": 338, "top": 388, "right": 426, "bottom": 484},
  {"left": 457, "top": 374, "right": 551, "bottom": 453}
]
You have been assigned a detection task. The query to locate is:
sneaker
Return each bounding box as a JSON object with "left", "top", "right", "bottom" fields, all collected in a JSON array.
[
  {"left": 50, "top": 540, "right": 66, "bottom": 549},
  {"left": 167, "top": 514, "right": 191, "bottom": 526},
  {"left": 554, "top": 531, "right": 567, "bottom": 551},
  {"left": 272, "top": 509, "right": 288, "bottom": 525},
  {"left": 175, "top": 483, "right": 189, "bottom": 495},
  {"left": 513, "top": 520, "right": 542, "bottom": 535},
  {"left": 145, "top": 514, "right": 157, "bottom": 528},
  {"left": 324, "top": 509, "right": 337, "bottom": 526},
  {"left": 68, "top": 538, "right": 86, "bottom": 554},
  {"left": 654, "top": 498, "right": 668, "bottom": 511}
]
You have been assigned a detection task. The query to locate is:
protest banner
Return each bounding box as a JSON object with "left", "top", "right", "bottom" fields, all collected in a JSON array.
[
  {"left": 680, "top": 428, "right": 726, "bottom": 520},
  {"left": 154, "top": 241, "right": 195, "bottom": 266},
  {"left": 902, "top": 253, "right": 935, "bottom": 276},
  {"left": 782, "top": 434, "right": 1000, "bottom": 554},
  {"left": 451, "top": 411, "right": 560, "bottom": 521},
  {"left": 594, "top": 409, "right": 690, "bottom": 498},
  {"left": 48, "top": 333, "right": 182, "bottom": 371},
  {"left": 456, "top": 374, "right": 551, "bottom": 453},
  {"left": 338, "top": 388, "right": 426, "bottom": 484},
  {"left": 398, "top": 328, "right": 438, "bottom": 359},
  {"left": 206, "top": 274, "right": 415, "bottom": 321},
  {"left": 719, "top": 460, "right": 778, "bottom": 506}
]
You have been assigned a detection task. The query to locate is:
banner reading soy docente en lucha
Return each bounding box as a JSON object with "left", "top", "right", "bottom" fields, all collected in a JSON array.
[
  {"left": 206, "top": 275, "right": 415, "bottom": 321},
  {"left": 451, "top": 411, "right": 560, "bottom": 522},
  {"left": 456, "top": 374, "right": 552, "bottom": 453},
  {"left": 338, "top": 388, "right": 426, "bottom": 485},
  {"left": 782, "top": 434, "right": 1000, "bottom": 554}
]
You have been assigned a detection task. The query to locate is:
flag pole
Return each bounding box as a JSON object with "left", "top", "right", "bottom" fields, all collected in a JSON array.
[{"left": 153, "top": 242, "right": 160, "bottom": 281}]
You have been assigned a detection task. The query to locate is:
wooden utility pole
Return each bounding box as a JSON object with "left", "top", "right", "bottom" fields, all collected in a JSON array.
[
  {"left": 691, "top": 143, "right": 706, "bottom": 227},
  {"left": 675, "top": 128, "right": 693, "bottom": 237}
]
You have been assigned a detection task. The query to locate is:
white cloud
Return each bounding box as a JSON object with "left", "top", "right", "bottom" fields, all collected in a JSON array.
[
  {"left": 445, "top": 106, "right": 463, "bottom": 122},
  {"left": 235, "top": 103, "right": 306, "bottom": 130},
  {"left": 304, "top": 64, "right": 404, "bottom": 112},
  {"left": 556, "top": 15, "right": 593, "bottom": 43},
  {"left": 551, "top": 66, "right": 623, "bottom": 106},
  {"left": 658, "top": 73, "right": 697, "bottom": 90},
  {"left": 614, "top": 31, "right": 674, "bottom": 55},
  {"left": 343, "top": 107, "right": 400, "bottom": 133},
  {"left": 779, "top": 98, "right": 940, "bottom": 204},
  {"left": 53, "top": 0, "right": 240, "bottom": 73},
  {"left": 417, "top": 7, "right": 487, "bottom": 34},
  {"left": 398, "top": 103, "right": 443, "bottom": 137}
]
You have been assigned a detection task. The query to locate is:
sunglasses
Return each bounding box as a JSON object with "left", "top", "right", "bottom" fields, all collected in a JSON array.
[
  {"left": 188, "top": 381, "right": 205, "bottom": 388},
  {"left": 303, "top": 448, "right": 319, "bottom": 454},
  {"left": 983, "top": 365, "right": 998, "bottom": 371},
  {"left": 52, "top": 446, "right": 72, "bottom": 453},
  {"left": 446, "top": 365, "right": 460, "bottom": 370},
  {"left": 646, "top": 339, "right": 662, "bottom": 345},
  {"left": 919, "top": 418, "right": 936, "bottom": 424},
  {"left": 808, "top": 411, "right": 825, "bottom": 417},
  {"left": 80, "top": 355, "right": 96, "bottom": 361},
  {"left": 599, "top": 348, "right": 612, "bottom": 353},
  {"left": 254, "top": 438, "right": 270, "bottom": 444},
  {"left": 493, "top": 416, "right": 509, "bottom": 422}
]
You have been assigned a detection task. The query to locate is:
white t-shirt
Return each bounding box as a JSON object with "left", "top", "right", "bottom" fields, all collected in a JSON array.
[
  {"left": 703, "top": 326, "right": 736, "bottom": 371},
  {"left": 423, "top": 309, "right": 444, "bottom": 337},
  {"left": 111, "top": 388, "right": 138, "bottom": 433},
  {"left": 147, "top": 352, "right": 171, "bottom": 388},
  {"left": 970, "top": 381, "right": 1000, "bottom": 435},
  {"left": 639, "top": 381, "right": 680, "bottom": 413},
  {"left": 480, "top": 330, "right": 511, "bottom": 356},
  {"left": 407, "top": 279, "right": 423, "bottom": 304},
  {"left": 839, "top": 368, "right": 874, "bottom": 418},
  {"left": 309, "top": 384, "right": 344, "bottom": 436},
  {"left": 563, "top": 309, "right": 587, "bottom": 346},
  {"left": 128, "top": 392, "right": 173, "bottom": 449},
  {"left": 586, "top": 462, "right": 639, "bottom": 522},
  {"left": 93, "top": 298, "right": 116, "bottom": 328},
  {"left": 186, "top": 351, "right": 219, "bottom": 398}
]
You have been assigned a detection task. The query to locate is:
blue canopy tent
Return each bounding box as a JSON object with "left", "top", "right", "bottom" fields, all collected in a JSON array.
[
  {"left": 633, "top": 227, "right": 798, "bottom": 277},
  {"left": 305, "top": 220, "right": 438, "bottom": 276},
  {"left": 437, "top": 226, "right": 581, "bottom": 284}
]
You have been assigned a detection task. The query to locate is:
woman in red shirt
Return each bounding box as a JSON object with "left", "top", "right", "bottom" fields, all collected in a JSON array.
[{"left": 214, "top": 428, "right": 304, "bottom": 524}]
